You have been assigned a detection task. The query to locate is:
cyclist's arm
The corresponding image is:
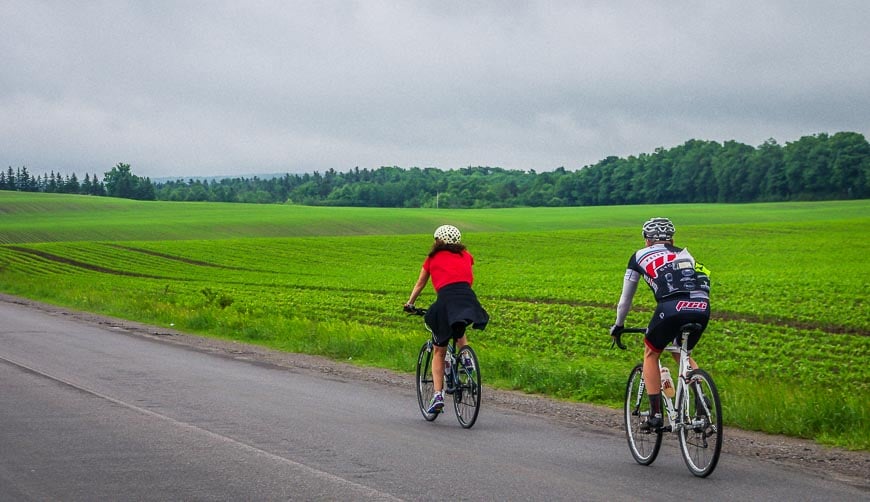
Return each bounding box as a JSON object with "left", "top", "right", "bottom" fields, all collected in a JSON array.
[
  {"left": 615, "top": 269, "right": 640, "bottom": 326},
  {"left": 406, "top": 267, "right": 430, "bottom": 306}
]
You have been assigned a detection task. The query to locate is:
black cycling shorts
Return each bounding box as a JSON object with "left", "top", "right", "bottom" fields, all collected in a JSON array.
[{"left": 645, "top": 298, "right": 710, "bottom": 352}]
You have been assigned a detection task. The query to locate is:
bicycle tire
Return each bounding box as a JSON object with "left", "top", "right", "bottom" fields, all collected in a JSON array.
[
  {"left": 415, "top": 340, "right": 439, "bottom": 421},
  {"left": 453, "top": 345, "right": 481, "bottom": 428},
  {"left": 624, "top": 363, "right": 662, "bottom": 465},
  {"left": 678, "top": 368, "right": 722, "bottom": 477}
]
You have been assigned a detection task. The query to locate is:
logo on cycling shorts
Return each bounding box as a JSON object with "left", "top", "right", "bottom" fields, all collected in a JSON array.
[{"left": 675, "top": 301, "right": 708, "bottom": 311}]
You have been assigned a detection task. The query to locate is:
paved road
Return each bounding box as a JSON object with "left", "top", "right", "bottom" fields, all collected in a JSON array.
[{"left": 0, "top": 300, "right": 866, "bottom": 501}]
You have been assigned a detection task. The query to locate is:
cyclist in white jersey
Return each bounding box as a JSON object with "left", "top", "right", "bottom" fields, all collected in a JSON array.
[{"left": 610, "top": 217, "right": 711, "bottom": 431}]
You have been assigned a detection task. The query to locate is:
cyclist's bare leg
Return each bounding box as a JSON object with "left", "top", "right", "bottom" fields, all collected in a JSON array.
[
  {"left": 643, "top": 344, "right": 662, "bottom": 395},
  {"left": 432, "top": 345, "right": 446, "bottom": 393},
  {"left": 455, "top": 335, "right": 468, "bottom": 351}
]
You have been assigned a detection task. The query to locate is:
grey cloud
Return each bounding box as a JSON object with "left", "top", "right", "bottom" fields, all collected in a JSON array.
[{"left": 2, "top": 1, "right": 868, "bottom": 178}]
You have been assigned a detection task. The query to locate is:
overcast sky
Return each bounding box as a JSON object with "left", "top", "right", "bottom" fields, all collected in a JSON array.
[{"left": 2, "top": 1, "right": 869, "bottom": 179}]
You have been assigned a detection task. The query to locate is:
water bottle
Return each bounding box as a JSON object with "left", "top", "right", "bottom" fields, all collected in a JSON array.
[{"left": 661, "top": 367, "right": 675, "bottom": 398}]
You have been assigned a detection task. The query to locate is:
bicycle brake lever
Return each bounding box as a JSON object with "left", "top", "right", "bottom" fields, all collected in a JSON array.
[{"left": 611, "top": 335, "right": 627, "bottom": 350}]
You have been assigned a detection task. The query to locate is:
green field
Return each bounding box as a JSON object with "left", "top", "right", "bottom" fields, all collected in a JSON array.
[{"left": 1, "top": 191, "right": 868, "bottom": 449}]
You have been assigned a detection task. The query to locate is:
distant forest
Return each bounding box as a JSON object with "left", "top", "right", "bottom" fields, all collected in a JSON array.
[{"left": 3, "top": 132, "right": 868, "bottom": 207}]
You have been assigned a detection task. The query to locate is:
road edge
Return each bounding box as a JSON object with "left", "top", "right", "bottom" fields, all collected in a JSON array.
[{"left": 2, "top": 293, "right": 867, "bottom": 489}]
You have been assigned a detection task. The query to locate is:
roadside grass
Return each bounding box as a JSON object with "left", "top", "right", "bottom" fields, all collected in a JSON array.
[
  {"left": 721, "top": 375, "right": 869, "bottom": 447},
  {"left": 0, "top": 191, "right": 868, "bottom": 449}
]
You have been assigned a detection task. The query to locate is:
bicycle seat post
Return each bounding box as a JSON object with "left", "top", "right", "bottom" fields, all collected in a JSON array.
[{"left": 677, "top": 327, "right": 689, "bottom": 373}]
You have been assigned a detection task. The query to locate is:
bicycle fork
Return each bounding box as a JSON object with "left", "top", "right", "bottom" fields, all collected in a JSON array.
[
  {"left": 686, "top": 378, "right": 716, "bottom": 442},
  {"left": 663, "top": 375, "right": 706, "bottom": 435}
]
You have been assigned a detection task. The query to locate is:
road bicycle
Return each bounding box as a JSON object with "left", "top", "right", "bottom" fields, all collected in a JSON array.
[
  {"left": 405, "top": 306, "right": 481, "bottom": 428},
  {"left": 612, "top": 323, "right": 723, "bottom": 477}
]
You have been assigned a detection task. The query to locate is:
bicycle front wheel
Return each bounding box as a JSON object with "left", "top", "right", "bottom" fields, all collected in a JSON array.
[
  {"left": 453, "top": 345, "right": 481, "bottom": 428},
  {"left": 624, "top": 363, "right": 662, "bottom": 465},
  {"left": 678, "top": 368, "right": 722, "bottom": 477},
  {"left": 415, "top": 340, "right": 439, "bottom": 421}
]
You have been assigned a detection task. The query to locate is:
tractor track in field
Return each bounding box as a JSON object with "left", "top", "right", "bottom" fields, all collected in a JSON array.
[
  {"left": 6, "top": 246, "right": 173, "bottom": 280},
  {"left": 105, "top": 244, "right": 273, "bottom": 273}
]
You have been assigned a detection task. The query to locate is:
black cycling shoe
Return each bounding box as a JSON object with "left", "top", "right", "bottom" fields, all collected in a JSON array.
[{"left": 640, "top": 414, "right": 663, "bottom": 433}]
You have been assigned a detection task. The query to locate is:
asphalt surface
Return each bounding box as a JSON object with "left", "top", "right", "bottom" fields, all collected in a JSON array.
[{"left": 1, "top": 298, "right": 867, "bottom": 501}]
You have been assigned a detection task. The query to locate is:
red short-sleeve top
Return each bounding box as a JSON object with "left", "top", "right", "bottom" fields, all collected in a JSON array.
[{"left": 423, "top": 250, "right": 474, "bottom": 292}]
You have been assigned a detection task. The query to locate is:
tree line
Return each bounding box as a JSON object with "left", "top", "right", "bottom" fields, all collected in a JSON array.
[
  {"left": 1, "top": 166, "right": 107, "bottom": 196},
  {"left": 1, "top": 163, "right": 155, "bottom": 200},
  {"left": 4, "top": 132, "right": 868, "bottom": 207}
]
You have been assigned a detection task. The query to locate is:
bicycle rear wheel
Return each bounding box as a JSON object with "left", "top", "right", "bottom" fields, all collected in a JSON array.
[
  {"left": 624, "top": 364, "right": 662, "bottom": 465},
  {"left": 678, "top": 368, "right": 722, "bottom": 477},
  {"left": 415, "top": 340, "right": 439, "bottom": 421},
  {"left": 453, "top": 345, "right": 481, "bottom": 429}
]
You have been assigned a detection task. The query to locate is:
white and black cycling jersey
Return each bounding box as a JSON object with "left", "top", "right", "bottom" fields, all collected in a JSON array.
[{"left": 625, "top": 244, "right": 710, "bottom": 302}]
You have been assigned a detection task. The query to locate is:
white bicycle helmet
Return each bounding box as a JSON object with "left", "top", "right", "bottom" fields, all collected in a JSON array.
[
  {"left": 433, "top": 224, "right": 462, "bottom": 244},
  {"left": 642, "top": 217, "right": 675, "bottom": 241}
]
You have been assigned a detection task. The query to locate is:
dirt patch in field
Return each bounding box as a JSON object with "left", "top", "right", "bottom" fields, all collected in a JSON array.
[{"left": 2, "top": 293, "right": 867, "bottom": 490}]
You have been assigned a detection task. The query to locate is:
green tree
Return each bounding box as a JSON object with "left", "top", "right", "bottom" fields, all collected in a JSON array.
[
  {"left": 755, "top": 138, "right": 786, "bottom": 201},
  {"left": 828, "top": 131, "right": 870, "bottom": 199},
  {"left": 17, "top": 166, "right": 34, "bottom": 191},
  {"left": 783, "top": 134, "right": 834, "bottom": 200},
  {"left": 80, "top": 174, "right": 93, "bottom": 195},
  {"left": 712, "top": 141, "right": 755, "bottom": 202},
  {"left": 104, "top": 163, "right": 135, "bottom": 198},
  {"left": 103, "top": 163, "right": 155, "bottom": 200},
  {"left": 64, "top": 173, "right": 80, "bottom": 194}
]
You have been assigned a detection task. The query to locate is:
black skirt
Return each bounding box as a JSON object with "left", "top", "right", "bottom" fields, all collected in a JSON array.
[{"left": 424, "top": 282, "right": 488, "bottom": 344}]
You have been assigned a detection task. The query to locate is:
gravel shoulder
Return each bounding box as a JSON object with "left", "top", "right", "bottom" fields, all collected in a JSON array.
[{"left": 4, "top": 293, "right": 867, "bottom": 490}]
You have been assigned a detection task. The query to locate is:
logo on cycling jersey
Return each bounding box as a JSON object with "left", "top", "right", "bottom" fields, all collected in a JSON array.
[
  {"left": 637, "top": 249, "right": 677, "bottom": 279},
  {"left": 675, "top": 301, "right": 707, "bottom": 311}
]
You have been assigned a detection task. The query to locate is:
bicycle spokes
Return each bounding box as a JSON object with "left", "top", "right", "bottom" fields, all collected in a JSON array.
[
  {"left": 678, "top": 369, "right": 722, "bottom": 477},
  {"left": 624, "top": 364, "right": 663, "bottom": 465},
  {"left": 415, "top": 341, "right": 439, "bottom": 422},
  {"left": 453, "top": 345, "right": 481, "bottom": 428}
]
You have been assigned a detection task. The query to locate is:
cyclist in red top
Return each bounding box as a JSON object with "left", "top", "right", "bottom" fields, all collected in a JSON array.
[
  {"left": 610, "top": 217, "right": 711, "bottom": 432},
  {"left": 405, "top": 224, "right": 489, "bottom": 414}
]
